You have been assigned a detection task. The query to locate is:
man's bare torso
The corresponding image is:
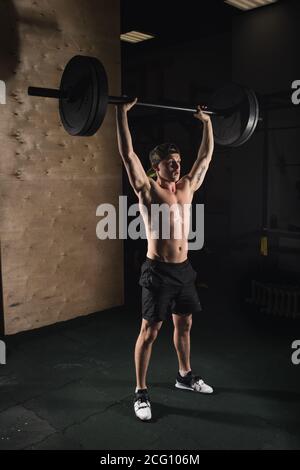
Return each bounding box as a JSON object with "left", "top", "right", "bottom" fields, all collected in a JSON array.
[{"left": 139, "top": 177, "right": 194, "bottom": 263}]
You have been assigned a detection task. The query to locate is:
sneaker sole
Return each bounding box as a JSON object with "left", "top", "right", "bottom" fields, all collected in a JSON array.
[
  {"left": 134, "top": 413, "right": 152, "bottom": 421},
  {"left": 175, "top": 381, "right": 213, "bottom": 393}
]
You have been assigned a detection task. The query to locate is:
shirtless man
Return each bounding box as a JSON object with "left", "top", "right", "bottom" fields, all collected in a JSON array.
[{"left": 116, "top": 99, "right": 214, "bottom": 421}]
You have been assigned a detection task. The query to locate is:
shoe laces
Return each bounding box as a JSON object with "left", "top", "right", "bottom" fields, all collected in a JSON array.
[
  {"left": 192, "top": 376, "right": 204, "bottom": 390},
  {"left": 135, "top": 391, "right": 150, "bottom": 406}
]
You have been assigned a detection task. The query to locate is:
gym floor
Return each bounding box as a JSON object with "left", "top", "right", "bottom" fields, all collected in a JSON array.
[{"left": 1, "top": 266, "right": 299, "bottom": 450}]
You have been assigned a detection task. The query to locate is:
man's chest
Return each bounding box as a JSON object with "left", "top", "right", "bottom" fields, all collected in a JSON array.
[{"left": 150, "top": 186, "right": 193, "bottom": 207}]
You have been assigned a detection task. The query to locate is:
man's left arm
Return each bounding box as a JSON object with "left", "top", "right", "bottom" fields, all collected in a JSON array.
[{"left": 186, "top": 107, "right": 214, "bottom": 192}]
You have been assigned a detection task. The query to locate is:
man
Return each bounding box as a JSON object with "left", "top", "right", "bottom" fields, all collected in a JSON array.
[{"left": 116, "top": 98, "right": 214, "bottom": 421}]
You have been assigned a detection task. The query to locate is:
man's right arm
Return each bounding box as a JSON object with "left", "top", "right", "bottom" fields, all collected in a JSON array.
[{"left": 116, "top": 101, "right": 150, "bottom": 196}]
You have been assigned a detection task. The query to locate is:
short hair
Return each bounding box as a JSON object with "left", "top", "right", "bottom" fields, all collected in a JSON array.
[{"left": 149, "top": 143, "right": 180, "bottom": 167}]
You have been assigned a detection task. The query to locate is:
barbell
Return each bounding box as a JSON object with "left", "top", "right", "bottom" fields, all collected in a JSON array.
[{"left": 28, "top": 55, "right": 260, "bottom": 147}]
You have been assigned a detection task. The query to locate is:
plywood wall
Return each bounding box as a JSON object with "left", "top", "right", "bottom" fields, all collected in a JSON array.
[{"left": 0, "top": 0, "right": 123, "bottom": 334}]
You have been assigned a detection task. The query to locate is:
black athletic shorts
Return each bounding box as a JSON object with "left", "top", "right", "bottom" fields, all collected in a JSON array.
[{"left": 139, "top": 257, "right": 202, "bottom": 323}]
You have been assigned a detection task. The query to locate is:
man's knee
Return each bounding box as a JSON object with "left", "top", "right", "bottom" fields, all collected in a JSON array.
[
  {"left": 173, "top": 314, "right": 192, "bottom": 333},
  {"left": 140, "top": 320, "right": 162, "bottom": 344}
]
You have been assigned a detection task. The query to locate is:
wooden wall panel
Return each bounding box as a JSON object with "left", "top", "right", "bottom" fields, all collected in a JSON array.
[{"left": 0, "top": 0, "right": 123, "bottom": 334}]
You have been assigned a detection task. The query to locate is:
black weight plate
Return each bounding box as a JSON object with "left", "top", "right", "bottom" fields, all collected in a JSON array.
[
  {"left": 59, "top": 56, "right": 94, "bottom": 136},
  {"left": 84, "top": 57, "right": 109, "bottom": 136},
  {"left": 210, "top": 83, "right": 259, "bottom": 147},
  {"left": 77, "top": 57, "right": 101, "bottom": 136},
  {"left": 59, "top": 55, "right": 108, "bottom": 136},
  {"left": 234, "top": 88, "right": 259, "bottom": 147}
]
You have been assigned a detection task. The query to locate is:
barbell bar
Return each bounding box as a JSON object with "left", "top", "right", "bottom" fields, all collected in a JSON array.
[
  {"left": 28, "top": 82, "right": 236, "bottom": 117},
  {"left": 108, "top": 95, "right": 250, "bottom": 118},
  {"left": 27, "top": 55, "right": 260, "bottom": 146},
  {"left": 27, "top": 88, "right": 218, "bottom": 114}
]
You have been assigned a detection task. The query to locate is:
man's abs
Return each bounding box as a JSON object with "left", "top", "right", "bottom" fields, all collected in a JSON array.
[{"left": 146, "top": 237, "right": 189, "bottom": 263}]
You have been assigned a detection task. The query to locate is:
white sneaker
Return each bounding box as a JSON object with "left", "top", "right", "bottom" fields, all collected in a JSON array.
[
  {"left": 134, "top": 389, "right": 152, "bottom": 421},
  {"left": 175, "top": 371, "right": 214, "bottom": 394}
]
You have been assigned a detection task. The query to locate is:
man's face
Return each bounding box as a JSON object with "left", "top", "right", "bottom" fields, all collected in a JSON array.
[{"left": 156, "top": 153, "right": 181, "bottom": 182}]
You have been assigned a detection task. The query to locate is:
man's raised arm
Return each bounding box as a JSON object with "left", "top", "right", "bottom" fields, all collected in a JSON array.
[
  {"left": 187, "top": 106, "right": 214, "bottom": 192},
  {"left": 115, "top": 99, "right": 150, "bottom": 196}
]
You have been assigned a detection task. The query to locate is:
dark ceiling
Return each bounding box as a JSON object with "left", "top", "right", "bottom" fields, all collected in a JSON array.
[{"left": 121, "top": 0, "right": 242, "bottom": 50}]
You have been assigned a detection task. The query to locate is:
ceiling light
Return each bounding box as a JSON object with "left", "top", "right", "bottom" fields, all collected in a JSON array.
[
  {"left": 121, "top": 31, "right": 155, "bottom": 43},
  {"left": 224, "top": 0, "right": 278, "bottom": 11}
]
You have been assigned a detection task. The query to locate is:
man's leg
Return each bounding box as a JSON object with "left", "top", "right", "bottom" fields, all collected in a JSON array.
[
  {"left": 134, "top": 318, "right": 163, "bottom": 390},
  {"left": 172, "top": 313, "right": 213, "bottom": 394},
  {"left": 172, "top": 313, "right": 192, "bottom": 375}
]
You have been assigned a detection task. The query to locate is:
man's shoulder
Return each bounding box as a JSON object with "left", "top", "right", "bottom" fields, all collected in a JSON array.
[{"left": 176, "top": 175, "right": 192, "bottom": 190}]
